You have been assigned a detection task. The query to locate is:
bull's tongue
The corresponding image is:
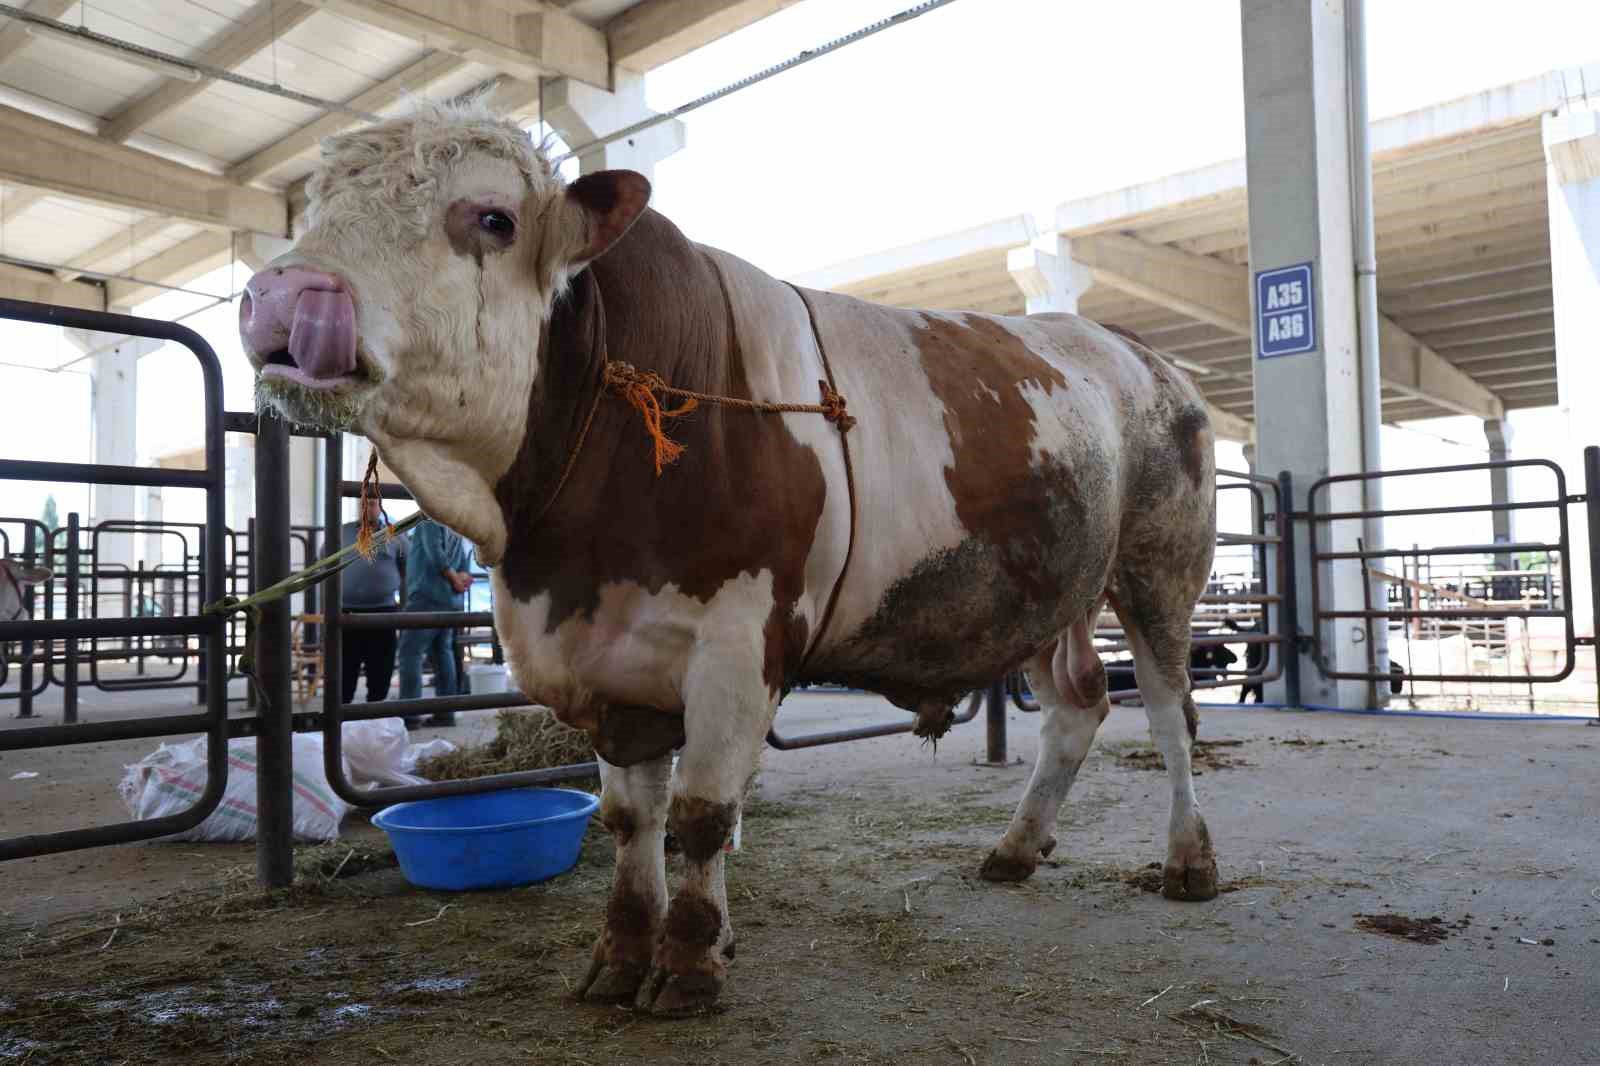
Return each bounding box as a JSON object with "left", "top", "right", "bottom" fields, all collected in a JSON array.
[{"left": 287, "top": 289, "right": 357, "bottom": 380}]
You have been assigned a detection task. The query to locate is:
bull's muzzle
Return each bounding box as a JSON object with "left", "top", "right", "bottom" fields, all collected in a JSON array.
[{"left": 240, "top": 265, "right": 359, "bottom": 388}]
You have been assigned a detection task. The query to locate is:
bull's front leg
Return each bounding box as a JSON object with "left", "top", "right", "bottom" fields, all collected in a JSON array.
[
  {"left": 578, "top": 752, "right": 672, "bottom": 1003},
  {"left": 635, "top": 650, "right": 772, "bottom": 1016}
]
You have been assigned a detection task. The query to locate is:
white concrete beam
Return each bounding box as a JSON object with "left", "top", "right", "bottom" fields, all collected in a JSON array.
[
  {"left": 304, "top": 0, "right": 609, "bottom": 87},
  {"left": 1070, "top": 232, "right": 1503, "bottom": 419},
  {"left": 236, "top": 233, "right": 293, "bottom": 272},
  {"left": 791, "top": 215, "right": 1037, "bottom": 292},
  {"left": 0, "top": 0, "right": 75, "bottom": 69},
  {"left": 105, "top": 231, "right": 235, "bottom": 308},
  {"left": 1005, "top": 235, "right": 1093, "bottom": 314},
  {"left": 228, "top": 52, "right": 470, "bottom": 186},
  {"left": 100, "top": 2, "right": 319, "bottom": 144},
  {"left": 1545, "top": 105, "right": 1600, "bottom": 636},
  {"left": 0, "top": 103, "right": 287, "bottom": 234},
  {"left": 608, "top": 0, "right": 801, "bottom": 71},
  {"left": 0, "top": 261, "right": 101, "bottom": 310},
  {"left": 541, "top": 69, "right": 685, "bottom": 178}
]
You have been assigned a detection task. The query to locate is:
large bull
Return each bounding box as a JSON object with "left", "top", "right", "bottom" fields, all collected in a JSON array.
[{"left": 240, "top": 102, "right": 1220, "bottom": 1015}]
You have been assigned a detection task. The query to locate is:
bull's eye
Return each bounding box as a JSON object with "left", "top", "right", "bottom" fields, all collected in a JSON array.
[{"left": 479, "top": 211, "right": 516, "bottom": 238}]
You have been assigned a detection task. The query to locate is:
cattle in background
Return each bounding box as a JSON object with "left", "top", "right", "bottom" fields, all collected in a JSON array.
[
  {"left": 241, "top": 101, "right": 1221, "bottom": 1015},
  {"left": 0, "top": 558, "right": 50, "bottom": 623},
  {"left": 1105, "top": 639, "right": 1238, "bottom": 696}
]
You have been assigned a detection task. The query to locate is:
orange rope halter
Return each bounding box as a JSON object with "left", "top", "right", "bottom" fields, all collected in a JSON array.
[{"left": 601, "top": 360, "right": 855, "bottom": 477}]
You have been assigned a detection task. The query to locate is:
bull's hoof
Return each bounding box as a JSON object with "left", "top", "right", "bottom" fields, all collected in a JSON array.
[
  {"left": 577, "top": 957, "right": 650, "bottom": 1004},
  {"left": 978, "top": 848, "right": 1037, "bottom": 883},
  {"left": 639, "top": 969, "right": 724, "bottom": 1016},
  {"left": 1162, "top": 858, "right": 1219, "bottom": 901}
]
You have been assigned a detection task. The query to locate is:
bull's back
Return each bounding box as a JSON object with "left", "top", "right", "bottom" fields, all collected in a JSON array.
[{"left": 796, "top": 295, "right": 1168, "bottom": 706}]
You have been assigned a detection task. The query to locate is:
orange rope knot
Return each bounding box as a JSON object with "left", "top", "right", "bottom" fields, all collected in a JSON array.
[
  {"left": 604, "top": 361, "right": 700, "bottom": 476},
  {"left": 355, "top": 450, "right": 385, "bottom": 560},
  {"left": 817, "top": 380, "right": 856, "bottom": 433}
]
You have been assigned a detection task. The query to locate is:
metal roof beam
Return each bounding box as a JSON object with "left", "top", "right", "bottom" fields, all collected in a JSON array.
[
  {"left": 304, "top": 0, "right": 609, "bottom": 88},
  {"left": 99, "top": 2, "right": 320, "bottom": 144},
  {"left": 0, "top": 103, "right": 286, "bottom": 235},
  {"left": 1071, "top": 233, "right": 1503, "bottom": 421}
]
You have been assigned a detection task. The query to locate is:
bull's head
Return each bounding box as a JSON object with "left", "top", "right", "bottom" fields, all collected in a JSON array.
[{"left": 239, "top": 101, "right": 650, "bottom": 562}]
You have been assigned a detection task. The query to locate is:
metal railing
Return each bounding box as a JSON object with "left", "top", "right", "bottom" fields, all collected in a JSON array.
[
  {"left": 0, "top": 298, "right": 229, "bottom": 862},
  {"left": 1307, "top": 458, "right": 1580, "bottom": 690}
]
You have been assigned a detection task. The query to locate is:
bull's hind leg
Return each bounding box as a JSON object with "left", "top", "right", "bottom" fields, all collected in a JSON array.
[
  {"left": 1117, "top": 582, "right": 1220, "bottom": 901},
  {"left": 578, "top": 752, "right": 672, "bottom": 1003},
  {"left": 981, "top": 613, "right": 1110, "bottom": 882}
]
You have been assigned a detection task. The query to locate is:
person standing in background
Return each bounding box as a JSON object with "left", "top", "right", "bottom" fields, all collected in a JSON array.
[
  {"left": 398, "top": 519, "right": 472, "bottom": 726},
  {"left": 328, "top": 495, "right": 405, "bottom": 705}
]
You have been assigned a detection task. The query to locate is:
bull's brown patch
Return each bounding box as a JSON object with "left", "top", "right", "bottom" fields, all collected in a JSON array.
[
  {"left": 668, "top": 796, "right": 739, "bottom": 863},
  {"left": 493, "top": 209, "right": 827, "bottom": 704},
  {"left": 814, "top": 313, "right": 1115, "bottom": 707}
]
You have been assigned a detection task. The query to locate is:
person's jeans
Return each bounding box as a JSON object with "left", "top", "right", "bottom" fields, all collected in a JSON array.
[{"left": 398, "top": 627, "right": 457, "bottom": 702}]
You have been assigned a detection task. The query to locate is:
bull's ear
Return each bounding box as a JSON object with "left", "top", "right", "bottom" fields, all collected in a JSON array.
[
  {"left": 527, "top": 170, "right": 650, "bottom": 291},
  {"left": 564, "top": 170, "right": 651, "bottom": 264},
  {"left": 568, "top": 170, "right": 651, "bottom": 262}
]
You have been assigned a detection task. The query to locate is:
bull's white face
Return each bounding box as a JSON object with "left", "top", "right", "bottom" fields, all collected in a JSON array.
[{"left": 239, "top": 103, "right": 649, "bottom": 561}]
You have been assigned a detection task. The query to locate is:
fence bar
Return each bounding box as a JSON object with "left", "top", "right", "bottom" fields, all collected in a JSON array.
[
  {"left": 0, "top": 615, "right": 229, "bottom": 640},
  {"left": 63, "top": 512, "right": 79, "bottom": 725},
  {"left": 1279, "top": 471, "right": 1301, "bottom": 706},
  {"left": 339, "top": 478, "right": 413, "bottom": 501},
  {"left": 221, "top": 411, "right": 331, "bottom": 438},
  {"left": 1316, "top": 540, "right": 1560, "bottom": 562},
  {"left": 985, "top": 680, "right": 1007, "bottom": 763},
  {"left": 1586, "top": 446, "right": 1600, "bottom": 724},
  {"left": 766, "top": 687, "right": 983, "bottom": 750},
  {"left": 0, "top": 296, "right": 232, "bottom": 862},
  {"left": 1317, "top": 608, "right": 1566, "bottom": 620},
  {"left": 339, "top": 610, "right": 494, "bottom": 630},
  {"left": 253, "top": 414, "right": 295, "bottom": 889}
]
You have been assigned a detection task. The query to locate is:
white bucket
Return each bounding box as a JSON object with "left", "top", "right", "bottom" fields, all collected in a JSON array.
[{"left": 467, "top": 663, "right": 509, "bottom": 694}]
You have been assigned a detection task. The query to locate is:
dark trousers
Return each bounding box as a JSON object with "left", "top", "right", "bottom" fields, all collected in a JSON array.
[{"left": 342, "top": 607, "right": 398, "bottom": 704}]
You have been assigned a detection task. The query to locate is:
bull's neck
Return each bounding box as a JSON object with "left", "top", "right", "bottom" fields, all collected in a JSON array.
[{"left": 495, "top": 209, "right": 745, "bottom": 548}]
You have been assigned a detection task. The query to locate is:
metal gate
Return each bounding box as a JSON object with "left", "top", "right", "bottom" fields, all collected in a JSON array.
[
  {"left": 0, "top": 298, "right": 229, "bottom": 861},
  {"left": 1306, "top": 451, "right": 1600, "bottom": 714}
]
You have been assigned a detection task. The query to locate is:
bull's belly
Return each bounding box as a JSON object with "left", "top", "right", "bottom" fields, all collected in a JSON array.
[{"left": 806, "top": 527, "right": 1114, "bottom": 709}]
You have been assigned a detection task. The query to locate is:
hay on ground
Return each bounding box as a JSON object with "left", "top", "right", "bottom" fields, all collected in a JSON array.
[{"left": 416, "top": 707, "right": 595, "bottom": 782}]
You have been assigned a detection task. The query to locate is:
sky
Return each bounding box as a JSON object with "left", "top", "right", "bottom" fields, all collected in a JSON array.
[{"left": 1, "top": 0, "right": 1597, "bottom": 554}]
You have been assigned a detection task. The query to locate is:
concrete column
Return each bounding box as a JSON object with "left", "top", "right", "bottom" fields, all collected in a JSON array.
[
  {"left": 1006, "top": 235, "right": 1095, "bottom": 314},
  {"left": 1544, "top": 106, "right": 1600, "bottom": 636},
  {"left": 227, "top": 442, "right": 254, "bottom": 533},
  {"left": 1483, "top": 419, "right": 1515, "bottom": 589},
  {"left": 1242, "top": 0, "right": 1369, "bottom": 709},
  {"left": 87, "top": 347, "right": 143, "bottom": 573},
  {"left": 237, "top": 234, "right": 293, "bottom": 273},
  {"left": 542, "top": 69, "right": 686, "bottom": 181}
]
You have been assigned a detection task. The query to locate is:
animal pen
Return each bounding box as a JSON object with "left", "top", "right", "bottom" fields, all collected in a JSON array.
[{"left": 2, "top": 297, "right": 1597, "bottom": 887}]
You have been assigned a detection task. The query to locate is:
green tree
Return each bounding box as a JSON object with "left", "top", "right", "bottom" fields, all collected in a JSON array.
[{"left": 30, "top": 495, "right": 59, "bottom": 558}]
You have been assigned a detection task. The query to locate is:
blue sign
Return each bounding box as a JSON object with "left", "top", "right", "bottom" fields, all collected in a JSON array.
[{"left": 1255, "top": 262, "right": 1316, "bottom": 358}]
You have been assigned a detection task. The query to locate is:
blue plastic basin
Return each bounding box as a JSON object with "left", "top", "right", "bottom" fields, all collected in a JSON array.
[{"left": 371, "top": 787, "right": 600, "bottom": 891}]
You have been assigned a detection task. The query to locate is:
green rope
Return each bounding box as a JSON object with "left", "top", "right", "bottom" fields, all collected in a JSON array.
[{"left": 203, "top": 511, "right": 424, "bottom": 622}]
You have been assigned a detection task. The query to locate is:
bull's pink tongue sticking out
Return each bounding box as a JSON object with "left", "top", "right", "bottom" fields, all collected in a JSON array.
[{"left": 287, "top": 290, "right": 357, "bottom": 380}]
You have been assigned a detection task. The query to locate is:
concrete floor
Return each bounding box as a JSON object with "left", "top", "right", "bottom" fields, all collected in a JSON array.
[{"left": 2, "top": 684, "right": 1598, "bottom": 1063}]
